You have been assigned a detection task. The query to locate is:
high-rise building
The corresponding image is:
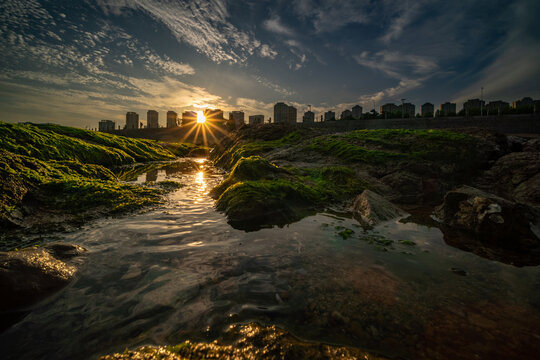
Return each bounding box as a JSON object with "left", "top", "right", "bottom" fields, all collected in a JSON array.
[
  {"left": 147, "top": 110, "right": 159, "bottom": 128},
  {"left": 399, "top": 103, "right": 415, "bottom": 117},
  {"left": 352, "top": 105, "right": 363, "bottom": 119},
  {"left": 486, "top": 101, "right": 510, "bottom": 114},
  {"left": 288, "top": 105, "right": 297, "bottom": 123},
  {"left": 182, "top": 111, "right": 197, "bottom": 126},
  {"left": 166, "top": 111, "right": 178, "bottom": 128},
  {"left": 463, "top": 99, "right": 485, "bottom": 113},
  {"left": 440, "top": 102, "right": 456, "bottom": 116},
  {"left": 204, "top": 108, "right": 225, "bottom": 123},
  {"left": 341, "top": 109, "right": 352, "bottom": 120},
  {"left": 230, "top": 111, "right": 245, "bottom": 128},
  {"left": 274, "top": 102, "right": 289, "bottom": 123},
  {"left": 324, "top": 111, "right": 335, "bottom": 121},
  {"left": 302, "top": 111, "right": 315, "bottom": 123},
  {"left": 98, "top": 120, "right": 115, "bottom": 132},
  {"left": 249, "top": 115, "right": 264, "bottom": 125},
  {"left": 512, "top": 97, "right": 534, "bottom": 109},
  {"left": 421, "top": 103, "right": 434, "bottom": 117},
  {"left": 380, "top": 103, "right": 398, "bottom": 116},
  {"left": 125, "top": 112, "right": 139, "bottom": 129}
]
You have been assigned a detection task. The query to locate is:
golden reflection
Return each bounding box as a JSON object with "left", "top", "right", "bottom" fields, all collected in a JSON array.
[{"left": 195, "top": 170, "right": 206, "bottom": 201}]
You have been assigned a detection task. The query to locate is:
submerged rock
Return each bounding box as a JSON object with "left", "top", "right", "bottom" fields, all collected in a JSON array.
[
  {"left": 434, "top": 186, "right": 539, "bottom": 249},
  {"left": 99, "top": 323, "right": 386, "bottom": 360},
  {"left": 0, "top": 243, "right": 86, "bottom": 311},
  {"left": 353, "top": 190, "right": 408, "bottom": 227}
]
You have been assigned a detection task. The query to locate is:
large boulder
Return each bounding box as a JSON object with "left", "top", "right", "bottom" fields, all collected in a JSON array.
[
  {"left": 434, "top": 186, "right": 539, "bottom": 249},
  {"left": 0, "top": 243, "right": 87, "bottom": 311},
  {"left": 380, "top": 171, "right": 424, "bottom": 204},
  {"left": 353, "top": 190, "right": 408, "bottom": 227},
  {"left": 476, "top": 151, "right": 540, "bottom": 208}
]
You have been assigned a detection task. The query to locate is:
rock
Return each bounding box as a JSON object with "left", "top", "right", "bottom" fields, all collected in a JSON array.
[
  {"left": 380, "top": 171, "right": 423, "bottom": 204},
  {"left": 0, "top": 243, "right": 86, "bottom": 311},
  {"left": 434, "top": 186, "right": 539, "bottom": 249},
  {"left": 353, "top": 190, "right": 408, "bottom": 227},
  {"left": 476, "top": 151, "right": 540, "bottom": 208}
]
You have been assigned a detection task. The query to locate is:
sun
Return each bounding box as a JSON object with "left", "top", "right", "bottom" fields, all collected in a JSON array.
[{"left": 196, "top": 111, "right": 206, "bottom": 124}]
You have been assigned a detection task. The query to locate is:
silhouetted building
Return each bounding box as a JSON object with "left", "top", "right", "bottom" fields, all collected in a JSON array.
[
  {"left": 440, "top": 102, "right": 456, "bottom": 116},
  {"left": 125, "top": 112, "right": 139, "bottom": 129},
  {"left": 98, "top": 120, "right": 115, "bottom": 132},
  {"left": 463, "top": 99, "right": 485, "bottom": 113},
  {"left": 147, "top": 110, "right": 159, "bottom": 128},
  {"left": 274, "top": 102, "right": 289, "bottom": 123},
  {"left": 288, "top": 106, "right": 297, "bottom": 123},
  {"left": 166, "top": 111, "right": 178, "bottom": 128},
  {"left": 421, "top": 103, "right": 434, "bottom": 117},
  {"left": 380, "top": 103, "right": 398, "bottom": 116},
  {"left": 302, "top": 111, "right": 315, "bottom": 123},
  {"left": 230, "top": 111, "right": 245, "bottom": 128},
  {"left": 341, "top": 109, "right": 352, "bottom": 120},
  {"left": 204, "top": 108, "right": 224, "bottom": 123},
  {"left": 513, "top": 97, "right": 534, "bottom": 109},
  {"left": 399, "top": 103, "right": 415, "bottom": 117},
  {"left": 182, "top": 111, "right": 197, "bottom": 126},
  {"left": 249, "top": 115, "right": 264, "bottom": 125},
  {"left": 352, "top": 105, "right": 363, "bottom": 119},
  {"left": 324, "top": 111, "right": 335, "bottom": 121},
  {"left": 486, "top": 101, "right": 509, "bottom": 114}
]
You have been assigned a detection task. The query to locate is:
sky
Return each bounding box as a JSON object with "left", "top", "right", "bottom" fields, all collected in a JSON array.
[{"left": 1, "top": 0, "right": 539, "bottom": 128}]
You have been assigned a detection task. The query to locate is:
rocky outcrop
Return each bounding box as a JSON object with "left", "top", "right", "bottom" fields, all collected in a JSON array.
[
  {"left": 0, "top": 243, "right": 87, "bottom": 311},
  {"left": 99, "top": 323, "right": 386, "bottom": 360},
  {"left": 353, "top": 190, "right": 408, "bottom": 227},
  {"left": 434, "top": 186, "right": 539, "bottom": 249}
]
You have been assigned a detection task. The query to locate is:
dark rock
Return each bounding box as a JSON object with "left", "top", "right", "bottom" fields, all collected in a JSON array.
[
  {"left": 380, "top": 171, "right": 423, "bottom": 204},
  {"left": 353, "top": 190, "right": 408, "bottom": 227},
  {"left": 476, "top": 151, "right": 540, "bottom": 208},
  {"left": 0, "top": 243, "right": 86, "bottom": 311},
  {"left": 434, "top": 186, "right": 539, "bottom": 249}
]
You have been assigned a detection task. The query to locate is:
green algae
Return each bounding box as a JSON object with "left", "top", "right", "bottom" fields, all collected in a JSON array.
[
  {"left": 338, "top": 228, "right": 355, "bottom": 239},
  {"left": 163, "top": 142, "right": 209, "bottom": 157}
]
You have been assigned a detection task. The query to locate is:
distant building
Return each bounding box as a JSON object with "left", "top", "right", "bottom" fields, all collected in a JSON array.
[
  {"left": 399, "top": 103, "right": 415, "bottom": 117},
  {"left": 204, "top": 108, "right": 224, "bottom": 123},
  {"left": 302, "top": 111, "right": 315, "bottom": 123},
  {"left": 421, "top": 103, "right": 434, "bottom": 117},
  {"left": 324, "top": 111, "right": 336, "bottom": 121},
  {"left": 274, "top": 102, "right": 289, "bottom": 123},
  {"left": 486, "top": 101, "right": 510, "bottom": 114},
  {"left": 440, "top": 102, "right": 456, "bottom": 116},
  {"left": 352, "top": 105, "right": 363, "bottom": 119},
  {"left": 463, "top": 99, "right": 485, "bottom": 113},
  {"left": 182, "top": 111, "right": 197, "bottom": 126},
  {"left": 125, "top": 112, "right": 139, "bottom": 129},
  {"left": 166, "top": 111, "right": 178, "bottom": 128},
  {"left": 380, "top": 103, "right": 398, "bottom": 116},
  {"left": 147, "top": 110, "right": 159, "bottom": 128},
  {"left": 340, "top": 109, "right": 352, "bottom": 120},
  {"left": 249, "top": 115, "right": 264, "bottom": 126},
  {"left": 288, "top": 106, "right": 297, "bottom": 123},
  {"left": 230, "top": 111, "right": 245, "bottom": 128},
  {"left": 98, "top": 120, "right": 115, "bottom": 132},
  {"left": 513, "top": 97, "right": 534, "bottom": 109}
]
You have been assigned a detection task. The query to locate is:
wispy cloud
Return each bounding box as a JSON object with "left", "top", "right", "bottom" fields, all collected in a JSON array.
[
  {"left": 253, "top": 76, "right": 295, "bottom": 97},
  {"left": 293, "top": 0, "right": 371, "bottom": 33},
  {"left": 263, "top": 15, "right": 295, "bottom": 37}
]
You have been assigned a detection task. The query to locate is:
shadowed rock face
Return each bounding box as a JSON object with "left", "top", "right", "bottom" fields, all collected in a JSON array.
[
  {"left": 98, "top": 323, "right": 386, "bottom": 360},
  {"left": 0, "top": 243, "right": 86, "bottom": 311},
  {"left": 352, "top": 190, "right": 408, "bottom": 228}
]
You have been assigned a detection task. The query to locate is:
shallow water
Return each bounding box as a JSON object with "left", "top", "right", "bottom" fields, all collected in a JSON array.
[{"left": 2, "top": 158, "right": 540, "bottom": 359}]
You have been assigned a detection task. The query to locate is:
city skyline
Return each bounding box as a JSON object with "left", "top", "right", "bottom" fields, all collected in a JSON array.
[{"left": 1, "top": 0, "right": 539, "bottom": 128}]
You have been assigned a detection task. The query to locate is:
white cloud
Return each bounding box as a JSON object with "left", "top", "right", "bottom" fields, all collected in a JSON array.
[
  {"left": 263, "top": 15, "right": 295, "bottom": 36},
  {"left": 259, "top": 44, "right": 278, "bottom": 59},
  {"left": 293, "top": 0, "right": 371, "bottom": 33},
  {"left": 145, "top": 53, "right": 195, "bottom": 76},
  {"left": 253, "top": 76, "right": 295, "bottom": 97}
]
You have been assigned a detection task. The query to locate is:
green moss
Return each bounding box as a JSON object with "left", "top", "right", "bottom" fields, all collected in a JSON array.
[
  {"left": 156, "top": 180, "right": 185, "bottom": 190},
  {"left": 338, "top": 228, "right": 355, "bottom": 239},
  {"left": 0, "top": 122, "right": 175, "bottom": 166},
  {"left": 163, "top": 142, "right": 209, "bottom": 157},
  {"left": 398, "top": 239, "right": 416, "bottom": 246}
]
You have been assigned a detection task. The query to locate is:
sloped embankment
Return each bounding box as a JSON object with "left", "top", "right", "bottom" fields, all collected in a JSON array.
[{"left": 0, "top": 122, "right": 184, "bottom": 232}]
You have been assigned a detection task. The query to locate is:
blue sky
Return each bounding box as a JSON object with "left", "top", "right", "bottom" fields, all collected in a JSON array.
[{"left": 1, "top": 0, "right": 539, "bottom": 128}]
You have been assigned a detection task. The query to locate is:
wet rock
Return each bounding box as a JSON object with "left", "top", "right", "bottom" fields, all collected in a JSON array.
[
  {"left": 476, "top": 151, "right": 540, "bottom": 208},
  {"left": 380, "top": 171, "right": 423, "bottom": 204},
  {"left": 353, "top": 190, "right": 408, "bottom": 227},
  {"left": 0, "top": 243, "right": 86, "bottom": 311},
  {"left": 99, "top": 323, "right": 386, "bottom": 360},
  {"left": 434, "top": 186, "right": 539, "bottom": 249}
]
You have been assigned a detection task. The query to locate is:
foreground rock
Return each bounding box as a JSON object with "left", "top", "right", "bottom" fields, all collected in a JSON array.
[
  {"left": 0, "top": 243, "right": 87, "bottom": 311},
  {"left": 434, "top": 186, "right": 540, "bottom": 264},
  {"left": 99, "top": 323, "right": 385, "bottom": 360},
  {"left": 353, "top": 190, "right": 408, "bottom": 227}
]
